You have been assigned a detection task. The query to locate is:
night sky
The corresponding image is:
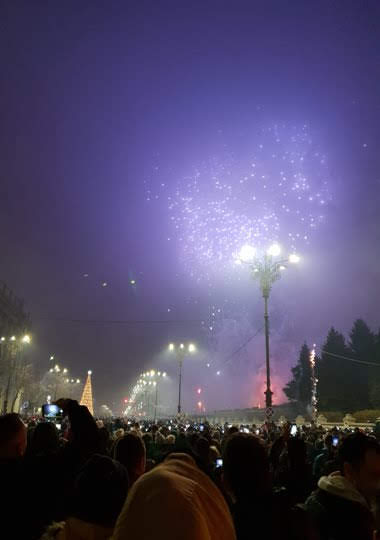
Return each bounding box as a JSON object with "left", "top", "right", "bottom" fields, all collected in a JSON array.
[{"left": 1, "top": 1, "right": 380, "bottom": 414}]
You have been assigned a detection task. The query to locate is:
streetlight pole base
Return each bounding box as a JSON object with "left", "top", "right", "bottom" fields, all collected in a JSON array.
[
  {"left": 264, "top": 388, "right": 273, "bottom": 409},
  {"left": 265, "top": 389, "right": 273, "bottom": 421}
]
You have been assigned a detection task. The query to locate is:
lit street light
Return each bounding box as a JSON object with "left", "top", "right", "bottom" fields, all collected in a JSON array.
[
  {"left": 236, "top": 243, "right": 300, "bottom": 419},
  {"left": 168, "top": 342, "right": 196, "bottom": 414},
  {"left": 141, "top": 370, "right": 166, "bottom": 420},
  {"left": 47, "top": 362, "right": 78, "bottom": 399}
]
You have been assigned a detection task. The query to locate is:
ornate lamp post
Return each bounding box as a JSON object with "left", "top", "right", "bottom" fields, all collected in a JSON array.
[
  {"left": 237, "top": 244, "right": 300, "bottom": 419},
  {"left": 168, "top": 343, "right": 196, "bottom": 414}
]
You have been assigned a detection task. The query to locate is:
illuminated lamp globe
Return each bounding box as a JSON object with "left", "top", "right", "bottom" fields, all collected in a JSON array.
[
  {"left": 88, "top": 370, "right": 92, "bottom": 375},
  {"left": 289, "top": 253, "right": 300, "bottom": 264},
  {"left": 267, "top": 243, "right": 281, "bottom": 257},
  {"left": 168, "top": 343, "right": 175, "bottom": 352},
  {"left": 188, "top": 343, "right": 196, "bottom": 353},
  {"left": 239, "top": 244, "right": 255, "bottom": 262}
]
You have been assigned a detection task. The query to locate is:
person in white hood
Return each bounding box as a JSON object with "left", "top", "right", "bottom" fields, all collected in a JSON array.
[
  {"left": 112, "top": 452, "right": 236, "bottom": 540},
  {"left": 306, "top": 432, "right": 380, "bottom": 540}
]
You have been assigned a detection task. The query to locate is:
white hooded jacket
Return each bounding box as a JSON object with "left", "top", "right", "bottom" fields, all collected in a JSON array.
[
  {"left": 318, "top": 472, "right": 373, "bottom": 511},
  {"left": 112, "top": 453, "right": 236, "bottom": 540}
]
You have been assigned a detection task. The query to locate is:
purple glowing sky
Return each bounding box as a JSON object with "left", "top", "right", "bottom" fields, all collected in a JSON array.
[{"left": 1, "top": 1, "right": 380, "bottom": 413}]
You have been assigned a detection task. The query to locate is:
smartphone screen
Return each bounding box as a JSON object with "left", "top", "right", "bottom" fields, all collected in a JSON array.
[
  {"left": 332, "top": 436, "right": 339, "bottom": 447},
  {"left": 42, "top": 404, "right": 62, "bottom": 418},
  {"left": 216, "top": 458, "right": 223, "bottom": 468},
  {"left": 290, "top": 424, "right": 297, "bottom": 436}
]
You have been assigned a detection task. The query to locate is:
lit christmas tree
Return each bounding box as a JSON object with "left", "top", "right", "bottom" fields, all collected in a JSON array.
[{"left": 80, "top": 370, "right": 94, "bottom": 415}]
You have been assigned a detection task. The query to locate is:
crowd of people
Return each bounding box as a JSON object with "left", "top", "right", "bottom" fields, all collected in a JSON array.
[{"left": 1, "top": 398, "right": 380, "bottom": 540}]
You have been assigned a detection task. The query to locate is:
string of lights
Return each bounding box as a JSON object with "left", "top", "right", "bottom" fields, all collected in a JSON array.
[{"left": 309, "top": 345, "right": 318, "bottom": 421}]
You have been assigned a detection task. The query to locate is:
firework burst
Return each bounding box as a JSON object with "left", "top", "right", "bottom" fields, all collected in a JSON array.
[{"left": 148, "top": 123, "right": 330, "bottom": 283}]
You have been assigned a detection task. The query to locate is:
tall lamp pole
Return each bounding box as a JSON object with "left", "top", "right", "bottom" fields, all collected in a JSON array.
[
  {"left": 153, "top": 381, "right": 158, "bottom": 422},
  {"left": 135, "top": 370, "right": 167, "bottom": 420},
  {"left": 237, "top": 244, "right": 300, "bottom": 419},
  {"left": 169, "top": 342, "right": 196, "bottom": 415}
]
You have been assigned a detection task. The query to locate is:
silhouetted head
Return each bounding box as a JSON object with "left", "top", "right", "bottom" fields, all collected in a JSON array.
[
  {"left": 339, "top": 433, "right": 380, "bottom": 499},
  {"left": 73, "top": 454, "right": 128, "bottom": 527},
  {"left": 0, "top": 413, "right": 27, "bottom": 459},
  {"left": 114, "top": 432, "right": 146, "bottom": 485},
  {"left": 28, "top": 422, "right": 59, "bottom": 455},
  {"left": 224, "top": 433, "right": 270, "bottom": 500}
]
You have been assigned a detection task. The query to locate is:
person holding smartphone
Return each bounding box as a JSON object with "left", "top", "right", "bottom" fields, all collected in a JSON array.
[{"left": 313, "top": 434, "right": 339, "bottom": 482}]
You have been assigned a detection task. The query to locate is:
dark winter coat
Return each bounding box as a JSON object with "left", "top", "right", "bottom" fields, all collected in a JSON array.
[
  {"left": 305, "top": 473, "right": 376, "bottom": 540},
  {"left": 231, "top": 489, "right": 319, "bottom": 540}
]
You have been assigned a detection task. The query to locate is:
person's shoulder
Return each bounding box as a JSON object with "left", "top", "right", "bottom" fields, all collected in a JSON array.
[
  {"left": 39, "top": 521, "right": 65, "bottom": 540},
  {"left": 314, "top": 450, "right": 327, "bottom": 462},
  {"left": 305, "top": 487, "right": 326, "bottom": 509}
]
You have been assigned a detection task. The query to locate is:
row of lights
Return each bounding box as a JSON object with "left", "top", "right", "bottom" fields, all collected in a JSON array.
[
  {"left": 168, "top": 343, "right": 196, "bottom": 353},
  {"left": 125, "top": 368, "right": 168, "bottom": 414},
  {"left": 137, "top": 370, "right": 167, "bottom": 387},
  {"left": 1, "top": 334, "right": 31, "bottom": 344},
  {"left": 237, "top": 243, "right": 300, "bottom": 263},
  {"left": 48, "top": 364, "right": 81, "bottom": 384}
]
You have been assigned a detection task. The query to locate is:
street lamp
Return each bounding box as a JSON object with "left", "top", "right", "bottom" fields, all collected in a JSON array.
[
  {"left": 168, "top": 342, "right": 196, "bottom": 414},
  {"left": 138, "top": 370, "right": 167, "bottom": 420},
  {"left": 236, "top": 243, "right": 300, "bottom": 419}
]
